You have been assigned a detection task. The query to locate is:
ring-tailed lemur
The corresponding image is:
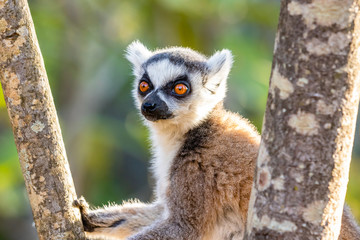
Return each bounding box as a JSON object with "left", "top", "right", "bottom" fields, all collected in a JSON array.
[{"left": 75, "top": 41, "right": 360, "bottom": 240}]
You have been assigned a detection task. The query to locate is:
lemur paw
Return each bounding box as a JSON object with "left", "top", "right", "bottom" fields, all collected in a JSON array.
[
  {"left": 74, "top": 196, "right": 89, "bottom": 211},
  {"left": 74, "top": 196, "right": 129, "bottom": 234},
  {"left": 74, "top": 196, "right": 97, "bottom": 232}
]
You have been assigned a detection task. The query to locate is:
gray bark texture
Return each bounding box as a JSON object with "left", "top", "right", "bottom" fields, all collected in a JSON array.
[
  {"left": 245, "top": 0, "right": 360, "bottom": 239},
  {"left": 0, "top": 0, "right": 85, "bottom": 239}
]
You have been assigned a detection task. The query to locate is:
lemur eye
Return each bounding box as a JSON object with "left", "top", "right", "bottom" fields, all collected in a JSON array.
[
  {"left": 174, "top": 83, "right": 188, "bottom": 95},
  {"left": 139, "top": 81, "right": 150, "bottom": 93}
]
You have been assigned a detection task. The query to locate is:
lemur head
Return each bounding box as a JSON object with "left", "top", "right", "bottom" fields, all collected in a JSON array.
[{"left": 126, "top": 41, "right": 233, "bottom": 131}]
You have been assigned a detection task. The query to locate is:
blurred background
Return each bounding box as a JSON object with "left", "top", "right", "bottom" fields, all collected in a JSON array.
[{"left": 0, "top": 0, "right": 359, "bottom": 239}]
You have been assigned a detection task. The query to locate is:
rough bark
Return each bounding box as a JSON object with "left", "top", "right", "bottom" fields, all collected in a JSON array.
[
  {"left": 246, "top": 0, "right": 360, "bottom": 239},
  {"left": 0, "top": 0, "right": 85, "bottom": 239}
]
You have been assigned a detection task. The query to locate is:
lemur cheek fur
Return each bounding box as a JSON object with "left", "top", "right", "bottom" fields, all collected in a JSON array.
[{"left": 76, "top": 41, "right": 360, "bottom": 240}]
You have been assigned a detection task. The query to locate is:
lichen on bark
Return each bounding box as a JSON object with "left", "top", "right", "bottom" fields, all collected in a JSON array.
[
  {"left": 246, "top": 0, "right": 360, "bottom": 239},
  {"left": 0, "top": 0, "right": 85, "bottom": 239}
]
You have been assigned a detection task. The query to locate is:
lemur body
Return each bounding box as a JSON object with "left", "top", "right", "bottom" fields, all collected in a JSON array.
[{"left": 76, "top": 41, "right": 360, "bottom": 240}]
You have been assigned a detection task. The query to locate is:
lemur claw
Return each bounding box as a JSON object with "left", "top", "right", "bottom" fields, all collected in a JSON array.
[
  {"left": 74, "top": 196, "right": 89, "bottom": 211},
  {"left": 74, "top": 196, "right": 96, "bottom": 232}
]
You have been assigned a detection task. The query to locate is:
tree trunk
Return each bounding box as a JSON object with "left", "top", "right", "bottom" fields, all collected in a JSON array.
[
  {"left": 0, "top": 0, "right": 85, "bottom": 239},
  {"left": 246, "top": 0, "right": 360, "bottom": 239}
]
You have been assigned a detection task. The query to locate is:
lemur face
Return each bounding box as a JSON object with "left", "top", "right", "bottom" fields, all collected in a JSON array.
[
  {"left": 126, "top": 41, "right": 233, "bottom": 126},
  {"left": 135, "top": 56, "right": 202, "bottom": 122},
  {"left": 137, "top": 69, "right": 190, "bottom": 122}
]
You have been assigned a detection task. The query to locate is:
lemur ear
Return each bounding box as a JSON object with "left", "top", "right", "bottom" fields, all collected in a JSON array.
[
  {"left": 126, "top": 40, "right": 152, "bottom": 76},
  {"left": 206, "top": 49, "right": 233, "bottom": 77},
  {"left": 205, "top": 49, "right": 233, "bottom": 92}
]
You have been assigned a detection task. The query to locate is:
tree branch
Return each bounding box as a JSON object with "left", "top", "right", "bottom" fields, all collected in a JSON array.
[
  {"left": 0, "top": 0, "right": 85, "bottom": 239},
  {"left": 245, "top": 0, "right": 360, "bottom": 239}
]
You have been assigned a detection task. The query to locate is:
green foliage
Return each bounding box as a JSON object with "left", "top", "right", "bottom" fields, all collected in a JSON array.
[
  {"left": 0, "top": 86, "right": 5, "bottom": 108},
  {"left": 0, "top": 131, "right": 27, "bottom": 218},
  {"left": 347, "top": 157, "right": 360, "bottom": 220},
  {"left": 0, "top": 0, "right": 359, "bottom": 239}
]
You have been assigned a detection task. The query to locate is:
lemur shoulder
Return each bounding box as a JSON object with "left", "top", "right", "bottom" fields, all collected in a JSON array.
[{"left": 75, "top": 41, "right": 360, "bottom": 240}]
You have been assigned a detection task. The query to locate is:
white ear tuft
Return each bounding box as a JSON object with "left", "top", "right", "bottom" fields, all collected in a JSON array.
[
  {"left": 125, "top": 40, "right": 152, "bottom": 75},
  {"left": 206, "top": 49, "right": 233, "bottom": 77}
]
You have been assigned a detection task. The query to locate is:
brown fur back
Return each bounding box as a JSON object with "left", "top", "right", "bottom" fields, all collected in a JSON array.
[
  {"left": 339, "top": 204, "right": 360, "bottom": 240},
  {"left": 167, "top": 105, "right": 260, "bottom": 239}
]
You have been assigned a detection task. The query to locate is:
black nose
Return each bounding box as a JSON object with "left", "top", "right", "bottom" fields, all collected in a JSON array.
[
  {"left": 140, "top": 93, "right": 173, "bottom": 121},
  {"left": 142, "top": 102, "right": 157, "bottom": 112}
]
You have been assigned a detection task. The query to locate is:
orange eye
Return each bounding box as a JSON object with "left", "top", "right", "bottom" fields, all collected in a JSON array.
[
  {"left": 174, "top": 83, "right": 188, "bottom": 95},
  {"left": 139, "top": 81, "right": 150, "bottom": 92}
]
